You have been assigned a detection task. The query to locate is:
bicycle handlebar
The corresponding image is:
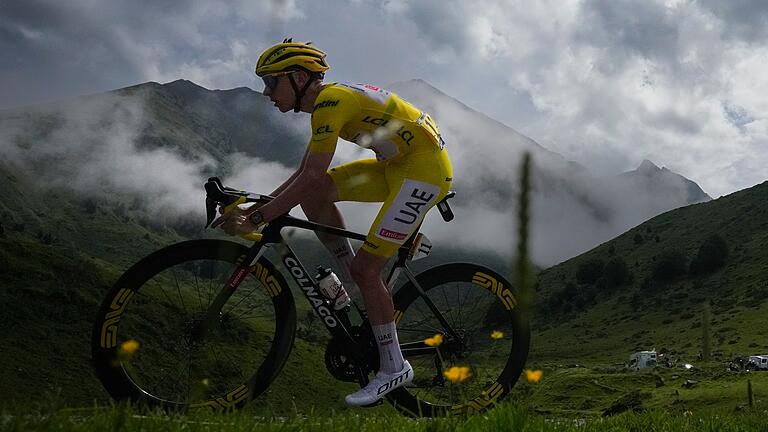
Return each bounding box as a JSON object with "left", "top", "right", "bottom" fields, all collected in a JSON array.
[{"left": 203, "top": 177, "right": 273, "bottom": 229}]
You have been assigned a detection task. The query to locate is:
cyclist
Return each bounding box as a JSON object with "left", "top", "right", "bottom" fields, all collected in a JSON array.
[{"left": 217, "top": 39, "right": 452, "bottom": 406}]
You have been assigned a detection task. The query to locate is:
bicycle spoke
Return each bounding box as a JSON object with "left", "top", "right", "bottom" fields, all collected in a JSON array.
[
  {"left": 440, "top": 284, "right": 456, "bottom": 329},
  {"left": 455, "top": 283, "right": 464, "bottom": 331},
  {"left": 204, "top": 264, "right": 219, "bottom": 310},
  {"left": 193, "top": 270, "right": 205, "bottom": 313},
  {"left": 150, "top": 277, "right": 178, "bottom": 312},
  {"left": 151, "top": 363, "right": 184, "bottom": 397},
  {"left": 224, "top": 285, "right": 262, "bottom": 316},
  {"left": 170, "top": 266, "right": 188, "bottom": 315},
  {"left": 455, "top": 283, "right": 472, "bottom": 332},
  {"left": 402, "top": 320, "right": 444, "bottom": 336},
  {"left": 232, "top": 305, "right": 273, "bottom": 319}
]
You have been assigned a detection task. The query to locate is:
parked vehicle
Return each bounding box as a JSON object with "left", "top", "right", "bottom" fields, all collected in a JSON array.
[
  {"left": 747, "top": 355, "right": 768, "bottom": 371},
  {"left": 628, "top": 351, "right": 657, "bottom": 370}
]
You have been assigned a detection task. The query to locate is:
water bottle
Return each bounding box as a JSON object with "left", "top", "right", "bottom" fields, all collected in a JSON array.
[{"left": 315, "top": 266, "right": 351, "bottom": 310}]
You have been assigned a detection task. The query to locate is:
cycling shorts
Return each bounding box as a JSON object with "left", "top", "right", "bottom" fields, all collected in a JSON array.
[{"left": 328, "top": 147, "right": 452, "bottom": 257}]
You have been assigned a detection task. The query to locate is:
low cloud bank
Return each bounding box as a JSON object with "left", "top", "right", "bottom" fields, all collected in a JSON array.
[{"left": 0, "top": 82, "right": 709, "bottom": 268}]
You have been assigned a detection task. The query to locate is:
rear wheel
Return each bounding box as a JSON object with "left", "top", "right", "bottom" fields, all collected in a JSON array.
[
  {"left": 91, "top": 239, "right": 296, "bottom": 410},
  {"left": 388, "top": 263, "right": 529, "bottom": 417}
]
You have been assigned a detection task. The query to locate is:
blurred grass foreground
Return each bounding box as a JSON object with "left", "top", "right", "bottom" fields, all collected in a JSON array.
[{"left": 2, "top": 401, "right": 768, "bottom": 432}]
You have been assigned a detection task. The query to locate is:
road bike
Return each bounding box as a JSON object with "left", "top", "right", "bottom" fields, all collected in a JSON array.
[{"left": 91, "top": 177, "right": 530, "bottom": 417}]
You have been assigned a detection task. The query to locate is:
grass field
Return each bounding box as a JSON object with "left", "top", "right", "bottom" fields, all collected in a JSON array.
[{"left": 2, "top": 399, "right": 767, "bottom": 432}]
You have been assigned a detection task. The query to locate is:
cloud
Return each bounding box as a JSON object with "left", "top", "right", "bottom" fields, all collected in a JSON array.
[
  {"left": 0, "top": 0, "right": 297, "bottom": 108},
  {"left": 698, "top": 0, "right": 768, "bottom": 42},
  {"left": 2, "top": 0, "right": 768, "bottom": 259},
  {"left": 446, "top": 0, "right": 768, "bottom": 197},
  {"left": 0, "top": 95, "right": 207, "bottom": 221},
  {"left": 0, "top": 92, "right": 295, "bottom": 226},
  {"left": 312, "top": 0, "right": 767, "bottom": 198}
]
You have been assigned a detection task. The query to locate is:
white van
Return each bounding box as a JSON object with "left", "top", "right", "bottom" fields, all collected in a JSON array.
[
  {"left": 747, "top": 355, "right": 768, "bottom": 370},
  {"left": 628, "top": 351, "right": 657, "bottom": 370}
]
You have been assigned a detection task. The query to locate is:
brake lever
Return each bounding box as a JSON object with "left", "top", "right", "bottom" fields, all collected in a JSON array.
[
  {"left": 209, "top": 176, "right": 224, "bottom": 188},
  {"left": 205, "top": 197, "right": 218, "bottom": 228}
]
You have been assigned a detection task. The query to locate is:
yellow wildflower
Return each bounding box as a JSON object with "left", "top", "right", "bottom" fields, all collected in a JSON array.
[
  {"left": 443, "top": 366, "right": 472, "bottom": 383},
  {"left": 524, "top": 369, "right": 543, "bottom": 384},
  {"left": 424, "top": 334, "right": 443, "bottom": 347},
  {"left": 120, "top": 339, "right": 140, "bottom": 354},
  {"left": 490, "top": 330, "right": 504, "bottom": 340}
]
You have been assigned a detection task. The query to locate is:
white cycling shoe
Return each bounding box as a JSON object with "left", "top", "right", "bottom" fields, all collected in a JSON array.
[{"left": 345, "top": 360, "right": 414, "bottom": 407}]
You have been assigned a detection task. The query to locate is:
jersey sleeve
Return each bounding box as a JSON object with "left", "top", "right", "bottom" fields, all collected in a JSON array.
[{"left": 308, "top": 86, "right": 357, "bottom": 154}]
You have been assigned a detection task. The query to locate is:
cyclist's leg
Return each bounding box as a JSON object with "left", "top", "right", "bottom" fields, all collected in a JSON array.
[
  {"left": 358, "top": 149, "right": 453, "bottom": 260},
  {"left": 357, "top": 149, "right": 452, "bottom": 353},
  {"left": 301, "top": 159, "right": 388, "bottom": 297},
  {"left": 345, "top": 248, "right": 413, "bottom": 407},
  {"left": 346, "top": 149, "right": 452, "bottom": 406},
  {"left": 297, "top": 170, "right": 352, "bottom": 291}
]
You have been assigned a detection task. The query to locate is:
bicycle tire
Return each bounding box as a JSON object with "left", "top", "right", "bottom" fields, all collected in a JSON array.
[
  {"left": 91, "top": 239, "right": 296, "bottom": 411},
  {"left": 387, "top": 263, "right": 529, "bottom": 417}
]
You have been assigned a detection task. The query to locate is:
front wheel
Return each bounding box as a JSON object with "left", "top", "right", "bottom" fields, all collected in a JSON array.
[
  {"left": 91, "top": 239, "right": 296, "bottom": 411},
  {"left": 388, "top": 263, "right": 530, "bottom": 417}
]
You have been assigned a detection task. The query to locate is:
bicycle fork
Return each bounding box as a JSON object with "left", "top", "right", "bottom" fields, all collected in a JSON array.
[{"left": 196, "top": 237, "right": 273, "bottom": 340}]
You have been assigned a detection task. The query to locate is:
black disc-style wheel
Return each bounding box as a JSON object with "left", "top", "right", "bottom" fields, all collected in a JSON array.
[
  {"left": 92, "top": 239, "right": 296, "bottom": 411},
  {"left": 387, "top": 263, "right": 530, "bottom": 417}
]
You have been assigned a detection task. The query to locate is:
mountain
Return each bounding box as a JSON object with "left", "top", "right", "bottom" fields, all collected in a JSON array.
[
  {"left": 619, "top": 159, "right": 711, "bottom": 204},
  {"left": 110, "top": 79, "right": 306, "bottom": 166},
  {"left": 531, "top": 180, "right": 768, "bottom": 364},
  {"left": 0, "top": 79, "right": 310, "bottom": 259},
  {"left": 0, "top": 78, "right": 709, "bottom": 268}
]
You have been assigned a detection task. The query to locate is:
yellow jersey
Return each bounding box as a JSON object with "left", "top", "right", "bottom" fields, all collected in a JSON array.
[{"left": 308, "top": 83, "right": 444, "bottom": 161}]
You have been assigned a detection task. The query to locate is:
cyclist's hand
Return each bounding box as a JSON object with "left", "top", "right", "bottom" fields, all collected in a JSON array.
[
  {"left": 212, "top": 207, "right": 263, "bottom": 236},
  {"left": 217, "top": 202, "right": 263, "bottom": 215}
]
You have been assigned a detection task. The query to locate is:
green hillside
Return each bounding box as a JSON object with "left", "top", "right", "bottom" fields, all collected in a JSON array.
[
  {"left": 0, "top": 158, "right": 188, "bottom": 265},
  {"left": 0, "top": 160, "right": 188, "bottom": 405},
  {"left": 0, "top": 161, "right": 363, "bottom": 414},
  {"left": 531, "top": 180, "right": 768, "bottom": 365}
]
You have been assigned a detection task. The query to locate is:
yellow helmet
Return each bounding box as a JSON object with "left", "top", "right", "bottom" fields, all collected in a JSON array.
[{"left": 255, "top": 38, "right": 329, "bottom": 77}]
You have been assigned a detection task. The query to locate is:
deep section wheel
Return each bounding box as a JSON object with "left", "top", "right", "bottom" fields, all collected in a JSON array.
[
  {"left": 92, "top": 239, "right": 296, "bottom": 411},
  {"left": 387, "top": 263, "right": 529, "bottom": 417}
]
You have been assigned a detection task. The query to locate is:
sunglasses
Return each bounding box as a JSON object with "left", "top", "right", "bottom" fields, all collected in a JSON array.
[{"left": 262, "top": 71, "right": 294, "bottom": 90}]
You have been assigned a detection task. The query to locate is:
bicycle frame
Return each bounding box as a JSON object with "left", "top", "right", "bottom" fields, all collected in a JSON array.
[
  {"left": 202, "top": 197, "right": 463, "bottom": 373},
  {"left": 91, "top": 176, "right": 528, "bottom": 416}
]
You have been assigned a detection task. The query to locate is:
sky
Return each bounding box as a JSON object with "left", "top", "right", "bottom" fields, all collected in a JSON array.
[{"left": 1, "top": 0, "right": 767, "bottom": 199}]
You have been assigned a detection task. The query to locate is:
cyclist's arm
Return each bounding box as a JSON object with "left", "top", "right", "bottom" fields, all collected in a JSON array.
[
  {"left": 268, "top": 147, "right": 310, "bottom": 197},
  {"left": 259, "top": 89, "right": 352, "bottom": 222},
  {"left": 258, "top": 152, "right": 333, "bottom": 221},
  {"left": 259, "top": 86, "right": 352, "bottom": 221}
]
